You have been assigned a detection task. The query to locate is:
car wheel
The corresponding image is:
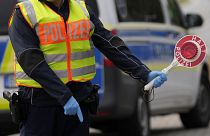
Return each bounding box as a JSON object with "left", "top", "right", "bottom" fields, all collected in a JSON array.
[
  {"left": 119, "top": 95, "right": 150, "bottom": 136},
  {"left": 180, "top": 70, "right": 210, "bottom": 128}
]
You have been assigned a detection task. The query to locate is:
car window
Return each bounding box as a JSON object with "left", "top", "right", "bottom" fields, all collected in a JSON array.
[
  {"left": 85, "top": 0, "right": 99, "bottom": 17},
  {"left": 0, "top": 0, "right": 17, "bottom": 35},
  {"left": 167, "top": 0, "right": 185, "bottom": 27},
  {"left": 115, "top": 0, "right": 164, "bottom": 23}
]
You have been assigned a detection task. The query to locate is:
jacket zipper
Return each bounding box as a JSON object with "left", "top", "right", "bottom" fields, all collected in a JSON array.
[
  {"left": 45, "top": 4, "right": 72, "bottom": 81},
  {"left": 61, "top": 16, "right": 72, "bottom": 80}
]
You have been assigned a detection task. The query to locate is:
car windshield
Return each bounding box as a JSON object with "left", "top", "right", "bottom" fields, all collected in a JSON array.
[{"left": 115, "top": 0, "right": 164, "bottom": 23}]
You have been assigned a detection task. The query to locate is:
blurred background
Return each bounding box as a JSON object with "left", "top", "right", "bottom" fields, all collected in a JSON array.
[{"left": 0, "top": 0, "right": 210, "bottom": 136}]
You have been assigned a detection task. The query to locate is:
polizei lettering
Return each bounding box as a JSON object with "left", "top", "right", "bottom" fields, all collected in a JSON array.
[
  {"left": 175, "top": 51, "right": 192, "bottom": 67},
  {"left": 38, "top": 20, "right": 91, "bottom": 45}
]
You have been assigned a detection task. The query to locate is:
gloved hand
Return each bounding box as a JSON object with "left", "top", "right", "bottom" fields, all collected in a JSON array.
[
  {"left": 64, "top": 96, "right": 83, "bottom": 123},
  {"left": 148, "top": 71, "right": 167, "bottom": 88}
]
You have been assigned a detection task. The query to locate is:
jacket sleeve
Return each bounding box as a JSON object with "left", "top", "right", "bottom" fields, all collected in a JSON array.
[
  {"left": 86, "top": 5, "right": 151, "bottom": 84},
  {"left": 8, "top": 7, "right": 72, "bottom": 106}
]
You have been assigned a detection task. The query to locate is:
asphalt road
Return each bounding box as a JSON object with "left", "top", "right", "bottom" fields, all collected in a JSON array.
[
  {"left": 90, "top": 114, "right": 210, "bottom": 136},
  {"left": 8, "top": 114, "right": 210, "bottom": 136},
  {"left": 150, "top": 114, "right": 210, "bottom": 136}
]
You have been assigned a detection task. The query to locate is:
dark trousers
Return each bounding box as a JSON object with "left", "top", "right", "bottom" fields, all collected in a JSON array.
[
  {"left": 18, "top": 82, "right": 96, "bottom": 136},
  {"left": 20, "top": 102, "right": 90, "bottom": 136}
]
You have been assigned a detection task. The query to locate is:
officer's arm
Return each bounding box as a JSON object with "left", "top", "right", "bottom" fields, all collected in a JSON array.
[
  {"left": 86, "top": 6, "right": 151, "bottom": 84},
  {"left": 8, "top": 7, "right": 72, "bottom": 106}
]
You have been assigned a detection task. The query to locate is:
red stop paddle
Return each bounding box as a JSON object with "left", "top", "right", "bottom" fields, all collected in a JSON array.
[{"left": 144, "top": 35, "right": 207, "bottom": 91}]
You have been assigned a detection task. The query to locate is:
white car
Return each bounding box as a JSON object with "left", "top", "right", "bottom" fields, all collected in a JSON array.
[{"left": 87, "top": 0, "right": 210, "bottom": 136}]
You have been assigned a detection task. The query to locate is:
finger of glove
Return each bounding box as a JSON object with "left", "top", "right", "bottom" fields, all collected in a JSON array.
[
  {"left": 154, "top": 78, "right": 162, "bottom": 88},
  {"left": 152, "top": 71, "right": 163, "bottom": 77},
  {"left": 77, "top": 107, "right": 84, "bottom": 123},
  {"left": 149, "top": 71, "right": 163, "bottom": 81},
  {"left": 64, "top": 109, "right": 68, "bottom": 115},
  {"left": 64, "top": 107, "right": 77, "bottom": 115},
  {"left": 160, "top": 73, "right": 167, "bottom": 81},
  {"left": 64, "top": 103, "right": 74, "bottom": 114},
  {"left": 64, "top": 106, "right": 70, "bottom": 115}
]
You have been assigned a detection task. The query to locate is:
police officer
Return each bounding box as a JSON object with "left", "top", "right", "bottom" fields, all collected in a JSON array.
[{"left": 8, "top": 0, "right": 167, "bottom": 135}]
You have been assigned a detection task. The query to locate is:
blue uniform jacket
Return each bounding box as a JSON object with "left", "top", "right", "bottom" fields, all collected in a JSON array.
[{"left": 8, "top": 0, "right": 151, "bottom": 106}]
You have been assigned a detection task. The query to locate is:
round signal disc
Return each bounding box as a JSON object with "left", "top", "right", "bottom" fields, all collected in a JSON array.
[
  {"left": 181, "top": 41, "right": 198, "bottom": 60},
  {"left": 175, "top": 35, "right": 206, "bottom": 68}
]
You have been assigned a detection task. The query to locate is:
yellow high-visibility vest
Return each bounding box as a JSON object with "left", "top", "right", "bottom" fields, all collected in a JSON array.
[{"left": 14, "top": 0, "right": 96, "bottom": 88}]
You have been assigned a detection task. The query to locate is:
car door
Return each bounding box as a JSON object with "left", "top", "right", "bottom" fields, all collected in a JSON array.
[
  {"left": 150, "top": 0, "right": 199, "bottom": 114},
  {"left": 113, "top": 0, "right": 196, "bottom": 114}
]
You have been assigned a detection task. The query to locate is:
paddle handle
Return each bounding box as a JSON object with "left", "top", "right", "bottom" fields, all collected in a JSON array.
[{"left": 144, "top": 60, "right": 179, "bottom": 91}]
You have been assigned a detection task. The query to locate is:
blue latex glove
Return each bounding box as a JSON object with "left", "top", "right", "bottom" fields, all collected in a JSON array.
[
  {"left": 148, "top": 71, "right": 167, "bottom": 88},
  {"left": 64, "top": 96, "right": 83, "bottom": 123}
]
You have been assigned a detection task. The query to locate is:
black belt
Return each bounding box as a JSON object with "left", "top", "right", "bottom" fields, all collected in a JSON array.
[{"left": 18, "top": 81, "right": 93, "bottom": 107}]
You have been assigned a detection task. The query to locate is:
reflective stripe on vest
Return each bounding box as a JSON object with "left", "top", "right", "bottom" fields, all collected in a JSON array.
[
  {"left": 44, "top": 49, "right": 94, "bottom": 63},
  {"left": 16, "top": 65, "right": 95, "bottom": 79},
  {"left": 16, "top": 0, "right": 96, "bottom": 88}
]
